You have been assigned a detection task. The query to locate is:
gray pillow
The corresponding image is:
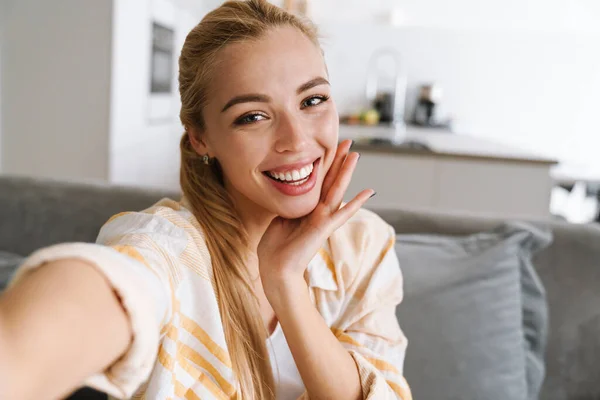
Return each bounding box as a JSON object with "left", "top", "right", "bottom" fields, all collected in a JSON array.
[
  {"left": 0, "top": 251, "right": 23, "bottom": 292},
  {"left": 395, "top": 222, "right": 551, "bottom": 400}
]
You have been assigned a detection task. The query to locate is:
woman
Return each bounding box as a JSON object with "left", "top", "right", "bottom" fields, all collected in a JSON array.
[{"left": 0, "top": 1, "right": 411, "bottom": 399}]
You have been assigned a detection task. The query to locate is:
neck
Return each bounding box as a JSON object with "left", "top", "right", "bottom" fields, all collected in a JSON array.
[
  {"left": 224, "top": 183, "right": 276, "bottom": 260},
  {"left": 235, "top": 199, "right": 275, "bottom": 285},
  {"left": 235, "top": 198, "right": 275, "bottom": 254}
]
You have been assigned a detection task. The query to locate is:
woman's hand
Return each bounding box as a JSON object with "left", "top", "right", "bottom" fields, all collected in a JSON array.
[{"left": 257, "top": 139, "right": 374, "bottom": 295}]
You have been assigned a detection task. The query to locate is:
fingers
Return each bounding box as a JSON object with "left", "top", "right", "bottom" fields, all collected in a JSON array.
[
  {"left": 321, "top": 139, "right": 353, "bottom": 201},
  {"left": 323, "top": 151, "right": 360, "bottom": 212},
  {"left": 329, "top": 189, "right": 375, "bottom": 232}
]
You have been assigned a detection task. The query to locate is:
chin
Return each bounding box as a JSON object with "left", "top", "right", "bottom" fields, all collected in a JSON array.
[{"left": 274, "top": 194, "right": 321, "bottom": 219}]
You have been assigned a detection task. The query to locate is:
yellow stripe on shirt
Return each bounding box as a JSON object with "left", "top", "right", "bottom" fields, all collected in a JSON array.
[
  {"left": 387, "top": 379, "right": 413, "bottom": 400},
  {"left": 158, "top": 344, "right": 175, "bottom": 371},
  {"left": 375, "top": 236, "right": 395, "bottom": 267},
  {"left": 318, "top": 248, "right": 336, "bottom": 276},
  {"left": 365, "top": 357, "right": 400, "bottom": 375},
  {"left": 179, "top": 342, "right": 236, "bottom": 396},
  {"left": 180, "top": 312, "right": 233, "bottom": 368},
  {"left": 178, "top": 355, "right": 230, "bottom": 400},
  {"left": 331, "top": 328, "right": 363, "bottom": 348}
]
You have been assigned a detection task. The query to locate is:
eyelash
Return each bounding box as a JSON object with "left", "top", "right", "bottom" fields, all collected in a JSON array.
[
  {"left": 301, "top": 94, "right": 330, "bottom": 108},
  {"left": 233, "top": 95, "right": 331, "bottom": 126}
]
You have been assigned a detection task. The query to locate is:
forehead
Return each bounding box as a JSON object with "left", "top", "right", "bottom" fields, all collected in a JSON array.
[{"left": 209, "top": 26, "right": 326, "bottom": 100}]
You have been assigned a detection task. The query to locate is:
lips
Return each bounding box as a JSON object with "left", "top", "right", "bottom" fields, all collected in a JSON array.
[{"left": 263, "top": 158, "right": 320, "bottom": 196}]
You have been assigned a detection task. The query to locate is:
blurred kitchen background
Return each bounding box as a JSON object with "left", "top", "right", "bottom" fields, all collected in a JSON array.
[{"left": 1, "top": 0, "right": 599, "bottom": 222}]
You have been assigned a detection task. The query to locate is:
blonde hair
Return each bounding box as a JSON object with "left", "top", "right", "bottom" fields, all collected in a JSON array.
[{"left": 178, "top": 1, "right": 320, "bottom": 398}]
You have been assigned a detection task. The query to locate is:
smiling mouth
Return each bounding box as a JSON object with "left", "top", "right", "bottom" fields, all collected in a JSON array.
[{"left": 262, "top": 158, "right": 319, "bottom": 186}]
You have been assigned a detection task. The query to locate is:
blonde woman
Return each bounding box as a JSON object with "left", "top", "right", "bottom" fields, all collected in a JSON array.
[{"left": 0, "top": 1, "right": 412, "bottom": 399}]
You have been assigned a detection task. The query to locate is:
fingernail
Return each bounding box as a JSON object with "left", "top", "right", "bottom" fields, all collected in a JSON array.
[
  {"left": 369, "top": 191, "right": 377, "bottom": 198},
  {"left": 357, "top": 152, "right": 361, "bottom": 160},
  {"left": 350, "top": 139, "right": 355, "bottom": 150}
]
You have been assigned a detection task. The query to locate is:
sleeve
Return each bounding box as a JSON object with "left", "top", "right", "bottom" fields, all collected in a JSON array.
[
  {"left": 7, "top": 211, "right": 187, "bottom": 399},
  {"left": 334, "top": 223, "right": 412, "bottom": 400}
]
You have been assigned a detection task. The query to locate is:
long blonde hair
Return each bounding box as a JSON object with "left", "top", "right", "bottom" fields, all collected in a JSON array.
[{"left": 178, "top": 1, "right": 320, "bottom": 398}]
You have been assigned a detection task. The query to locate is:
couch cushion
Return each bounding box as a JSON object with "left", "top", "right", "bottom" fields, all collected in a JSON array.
[
  {"left": 0, "top": 175, "right": 175, "bottom": 256},
  {"left": 0, "top": 251, "right": 23, "bottom": 292},
  {"left": 374, "top": 207, "right": 600, "bottom": 400},
  {"left": 395, "top": 222, "right": 551, "bottom": 400}
]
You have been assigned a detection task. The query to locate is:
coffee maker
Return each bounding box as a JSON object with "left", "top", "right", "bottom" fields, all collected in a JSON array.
[{"left": 412, "top": 84, "right": 443, "bottom": 127}]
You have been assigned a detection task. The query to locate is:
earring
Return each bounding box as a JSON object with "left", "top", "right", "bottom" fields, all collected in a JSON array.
[{"left": 201, "top": 154, "right": 210, "bottom": 165}]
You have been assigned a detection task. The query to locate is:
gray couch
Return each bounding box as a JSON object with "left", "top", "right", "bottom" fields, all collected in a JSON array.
[{"left": 1, "top": 175, "right": 599, "bottom": 400}]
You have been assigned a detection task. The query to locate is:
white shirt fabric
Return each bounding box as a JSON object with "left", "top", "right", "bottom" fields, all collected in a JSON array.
[{"left": 267, "top": 323, "right": 306, "bottom": 400}]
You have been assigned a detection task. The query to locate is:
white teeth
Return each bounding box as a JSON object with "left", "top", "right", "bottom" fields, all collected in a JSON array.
[
  {"left": 267, "top": 162, "right": 314, "bottom": 183},
  {"left": 288, "top": 176, "right": 309, "bottom": 186}
]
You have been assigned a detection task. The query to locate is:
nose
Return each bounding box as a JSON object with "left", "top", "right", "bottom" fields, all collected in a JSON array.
[{"left": 274, "top": 112, "right": 309, "bottom": 153}]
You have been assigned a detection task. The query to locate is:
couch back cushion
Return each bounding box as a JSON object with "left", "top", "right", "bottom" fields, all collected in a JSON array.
[
  {"left": 0, "top": 251, "right": 23, "bottom": 292},
  {"left": 0, "top": 176, "right": 175, "bottom": 256}
]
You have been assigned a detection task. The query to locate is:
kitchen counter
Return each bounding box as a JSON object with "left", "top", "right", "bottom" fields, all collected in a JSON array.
[
  {"left": 340, "top": 124, "right": 558, "bottom": 165},
  {"left": 338, "top": 124, "right": 557, "bottom": 219}
]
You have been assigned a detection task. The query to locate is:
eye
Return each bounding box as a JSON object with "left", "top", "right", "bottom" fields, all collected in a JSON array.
[
  {"left": 234, "top": 113, "right": 268, "bottom": 125},
  {"left": 301, "top": 95, "right": 330, "bottom": 109}
]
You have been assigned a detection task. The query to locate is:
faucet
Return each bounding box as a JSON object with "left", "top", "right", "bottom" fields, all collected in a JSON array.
[{"left": 365, "top": 48, "right": 408, "bottom": 138}]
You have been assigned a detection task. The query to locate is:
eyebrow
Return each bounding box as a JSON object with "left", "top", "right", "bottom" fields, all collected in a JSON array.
[
  {"left": 297, "top": 77, "right": 330, "bottom": 94},
  {"left": 221, "top": 94, "right": 270, "bottom": 113},
  {"left": 220, "top": 77, "right": 330, "bottom": 113}
]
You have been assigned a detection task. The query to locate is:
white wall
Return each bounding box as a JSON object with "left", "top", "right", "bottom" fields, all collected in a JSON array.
[
  {"left": 109, "top": 0, "right": 199, "bottom": 191},
  {"left": 2, "top": 0, "right": 113, "bottom": 182},
  {"left": 0, "top": 4, "right": 4, "bottom": 173},
  {"left": 1, "top": 0, "right": 198, "bottom": 188},
  {"left": 0, "top": 0, "right": 13, "bottom": 173},
  {"left": 312, "top": 0, "right": 600, "bottom": 33},
  {"left": 315, "top": 0, "right": 600, "bottom": 170}
]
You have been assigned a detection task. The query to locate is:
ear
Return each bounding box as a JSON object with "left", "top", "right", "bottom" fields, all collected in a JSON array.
[{"left": 188, "top": 126, "right": 211, "bottom": 156}]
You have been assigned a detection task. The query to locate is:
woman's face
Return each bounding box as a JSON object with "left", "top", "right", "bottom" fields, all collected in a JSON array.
[{"left": 194, "top": 26, "right": 339, "bottom": 220}]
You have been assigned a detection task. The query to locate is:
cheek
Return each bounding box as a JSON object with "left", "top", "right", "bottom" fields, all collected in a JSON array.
[
  {"left": 216, "top": 132, "right": 267, "bottom": 168},
  {"left": 317, "top": 108, "right": 339, "bottom": 168},
  {"left": 220, "top": 152, "right": 256, "bottom": 180},
  {"left": 217, "top": 138, "right": 268, "bottom": 187}
]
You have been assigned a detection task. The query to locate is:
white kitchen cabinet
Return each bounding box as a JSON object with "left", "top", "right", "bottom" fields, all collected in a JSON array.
[
  {"left": 341, "top": 125, "right": 558, "bottom": 219},
  {"left": 347, "top": 153, "right": 437, "bottom": 208},
  {"left": 434, "top": 158, "right": 552, "bottom": 218}
]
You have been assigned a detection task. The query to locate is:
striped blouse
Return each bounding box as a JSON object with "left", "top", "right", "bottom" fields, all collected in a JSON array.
[{"left": 11, "top": 197, "right": 412, "bottom": 400}]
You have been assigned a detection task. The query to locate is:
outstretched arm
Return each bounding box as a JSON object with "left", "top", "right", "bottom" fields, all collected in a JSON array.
[{"left": 0, "top": 258, "right": 131, "bottom": 400}]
